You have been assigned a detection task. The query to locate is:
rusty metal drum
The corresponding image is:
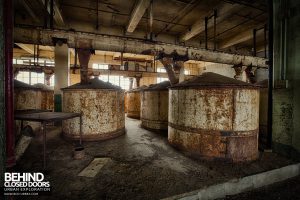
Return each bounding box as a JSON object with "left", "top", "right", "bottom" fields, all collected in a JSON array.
[
  {"left": 124, "top": 91, "right": 128, "bottom": 113},
  {"left": 141, "top": 81, "right": 170, "bottom": 131},
  {"left": 168, "top": 72, "right": 260, "bottom": 162},
  {"left": 14, "top": 80, "right": 43, "bottom": 135},
  {"left": 34, "top": 83, "right": 54, "bottom": 111},
  {"left": 62, "top": 78, "right": 125, "bottom": 141},
  {"left": 127, "top": 87, "right": 143, "bottom": 119}
]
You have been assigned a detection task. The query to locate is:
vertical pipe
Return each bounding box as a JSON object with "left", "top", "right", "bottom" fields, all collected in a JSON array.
[
  {"left": 264, "top": 24, "right": 267, "bottom": 58},
  {"left": 120, "top": 52, "right": 123, "bottom": 68},
  {"left": 148, "top": 0, "right": 153, "bottom": 41},
  {"left": 213, "top": 10, "right": 217, "bottom": 51},
  {"left": 4, "top": 0, "right": 15, "bottom": 168},
  {"left": 205, "top": 17, "right": 208, "bottom": 49},
  {"left": 253, "top": 29, "right": 257, "bottom": 56},
  {"left": 267, "top": 0, "right": 273, "bottom": 150},
  {"left": 50, "top": 0, "right": 54, "bottom": 29},
  {"left": 96, "top": 0, "right": 99, "bottom": 30},
  {"left": 44, "top": 0, "right": 48, "bottom": 28},
  {"left": 0, "top": 0, "right": 6, "bottom": 184}
]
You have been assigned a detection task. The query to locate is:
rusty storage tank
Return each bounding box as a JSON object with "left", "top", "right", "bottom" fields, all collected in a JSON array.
[
  {"left": 141, "top": 81, "right": 170, "bottom": 131},
  {"left": 255, "top": 79, "right": 268, "bottom": 148},
  {"left": 14, "top": 80, "right": 42, "bottom": 110},
  {"left": 33, "top": 83, "right": 54, "bottom": 111},
  {"left": 168, "top": 72, "right": 260, "bottom": 162},
  {"left": 62, "top": 78, "right": 125, "bottom": 141},
  {"left": 124, "top": 91, "right": 128, "bottom": 113},
  {"left": 127, "top": 86, "right": 146, "bottom": 119},
  {"left": 14, "top": 80, "right": 42, "bottom": 134}
]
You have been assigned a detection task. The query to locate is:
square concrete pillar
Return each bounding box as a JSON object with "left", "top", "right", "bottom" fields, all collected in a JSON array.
[{"left": 54, "top": 42, "right": 70, "bottom": 111}]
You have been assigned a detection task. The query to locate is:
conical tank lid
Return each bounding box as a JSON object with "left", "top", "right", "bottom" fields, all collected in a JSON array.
[
  {"left": 128, "top": 85, "right": 147, "bottom": 92},
  {"left": 143, "top": 81, "right": 171, "bottom": 91},
  {"left": 62, "top": 77, "right": 121, "bottom": 90},
  {"left": 34, "top": 83, "right": 54, "bottom": 91},
  {"left": 169, "top": 72, "right": 257, "bottom": 89},
  {"left": 14, "top": 79, "right": 37, "bottom": 90}
]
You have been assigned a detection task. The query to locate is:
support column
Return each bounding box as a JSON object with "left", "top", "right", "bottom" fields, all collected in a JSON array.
[
  {"left": 0, "top": 0, "right": 7, "bottom": 183},
  {"left": 4, "top": 0, "right": 15, "bottom": 168},
  {"left": 54, "top": 41, "right": 70, "bottom": 112}
]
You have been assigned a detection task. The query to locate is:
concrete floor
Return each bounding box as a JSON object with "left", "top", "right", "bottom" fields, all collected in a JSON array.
[
  {"left": 220, "top": 175, "right": 300, "bottom": 200},
  {"left": 16, "top": 117, "right": 295, "bottom": 200}
]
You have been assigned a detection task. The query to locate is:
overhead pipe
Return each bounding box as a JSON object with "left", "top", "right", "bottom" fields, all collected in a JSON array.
[
  {"left": 205, "top": 16, "right": 208, "bottom": 49},
  {"left": 44, "top": 0, "right": 49, "bottom": 28},
  {"left": 264, "top": 24, "right": 267, "bottom": 58},
  {"left": 253, "top": 28, "right": 257, "bottom": 56},
  {"left": 213, "top": 9, "right": 217, "bottom": 51},
  {"left": 50, "top": 0, "right": 54, "bottom": 29}
]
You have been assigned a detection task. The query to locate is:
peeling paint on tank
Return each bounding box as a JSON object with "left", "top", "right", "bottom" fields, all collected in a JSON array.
[
  {"left": 168, "top": 86, "right": 259, "bottom": 162},
  {"left": 127, "top": 91, "right": 141, "bottom": 119},
  {"left": 14, "top": 89, "right": 44, "bottom": 134},
  {"left": 62, "top": 89, "right": 125, "bottom": 141},
  {"left": 141, "top": 90, "right": 169, "bottom": 131}
]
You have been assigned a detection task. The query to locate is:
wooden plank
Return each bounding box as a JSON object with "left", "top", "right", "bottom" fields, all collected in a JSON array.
[{"left": 78, "top": 158, "right": 111, "bottom": 178}]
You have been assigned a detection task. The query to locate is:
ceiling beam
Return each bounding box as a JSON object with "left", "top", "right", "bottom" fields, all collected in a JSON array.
[
  {"left": 39, "top": 0, "right": 65, "bottom": 27},
  {"left": 219, "top": 28, "right": 264, "bottom": 49},
  {"left": 180, "top": 3, "right": 240, "bottom": 41},
  {"left": 127, "top": 0, "right": 151, "bottom": 33},
  {"left": 20, "top": 0, "right": 40, "bottom": 23},
  {"left": 15, "top": 43, "right": 35, "bottom": 54},
  {"left": 14, "top": 26, "right": 268, "bottom": 68}
]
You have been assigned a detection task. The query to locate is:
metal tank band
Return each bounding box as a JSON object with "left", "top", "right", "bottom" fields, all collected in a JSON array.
[{"left": 168, "top": 73, "right": 260, "bottom": 162}]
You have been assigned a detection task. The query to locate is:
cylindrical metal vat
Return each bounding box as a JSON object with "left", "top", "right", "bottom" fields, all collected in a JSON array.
[
  {"left": 255, "top": 79, "right": 268, "bottom": 148},
  {"left": 127, "top": 87, "right": 143, "bottom": 119},
  {"left": 14, "top": 80, "right": 42, "bottom": 110},
  {"left": 141, "top": 81, "right": 170, "bottom": 131},
  {"left": 124, "top": 91, "right": 128, "bottom": 113},
  {"left": 62, "top": 78, "right": 125, "bottom": 141},
  {"left": 14, "top": 80, "right": 42, "bottom": 135},
  {"left": 168, "top": 72, "right": 260, "bottom": 162},
  {"left": 34, "top": 83, "right": 54, "bottom": 111}
]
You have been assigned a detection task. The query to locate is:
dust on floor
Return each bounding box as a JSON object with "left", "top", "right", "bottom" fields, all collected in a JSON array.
[{"left": 15, "top": 117, "right": 295, "bottom": 200}]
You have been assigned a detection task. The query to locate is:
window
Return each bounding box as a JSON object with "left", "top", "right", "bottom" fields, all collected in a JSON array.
[
  {"left": 31, "top": 72, "right": 45, "bottom": 85},
  {"left": 16, "top": 71, "right": 30, "bottom": 84},
  {"left": 119, "top": 76, "right": 130, "bottom": 90},
  {"left": 98, "top": 74, "right": 109, "bottom": 82},
  {"left": 98, "top": 75, "right": 130, "bottom": 90},
  {"left": 157, "top": 68, "right": 166, "bottom": 73},
  {"left": 93, "top": 63, "right": 109, "bottom": 70},
  {"left": 156, "top": 77, "right": 169, "bottom": 83},
  {"left": 49, "top": 75, "right": 55, "bottom": 87},
  {"left": 16, "top": 71, "right": 45, "bottom": 85},
  {"left": 184, "top": 69, "right": 190, "bottom": 75}
]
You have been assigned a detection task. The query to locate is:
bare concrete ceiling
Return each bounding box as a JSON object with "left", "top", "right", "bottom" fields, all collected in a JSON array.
[{"left": 14, "top": 0, "right": 268, "bottom": 56}]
